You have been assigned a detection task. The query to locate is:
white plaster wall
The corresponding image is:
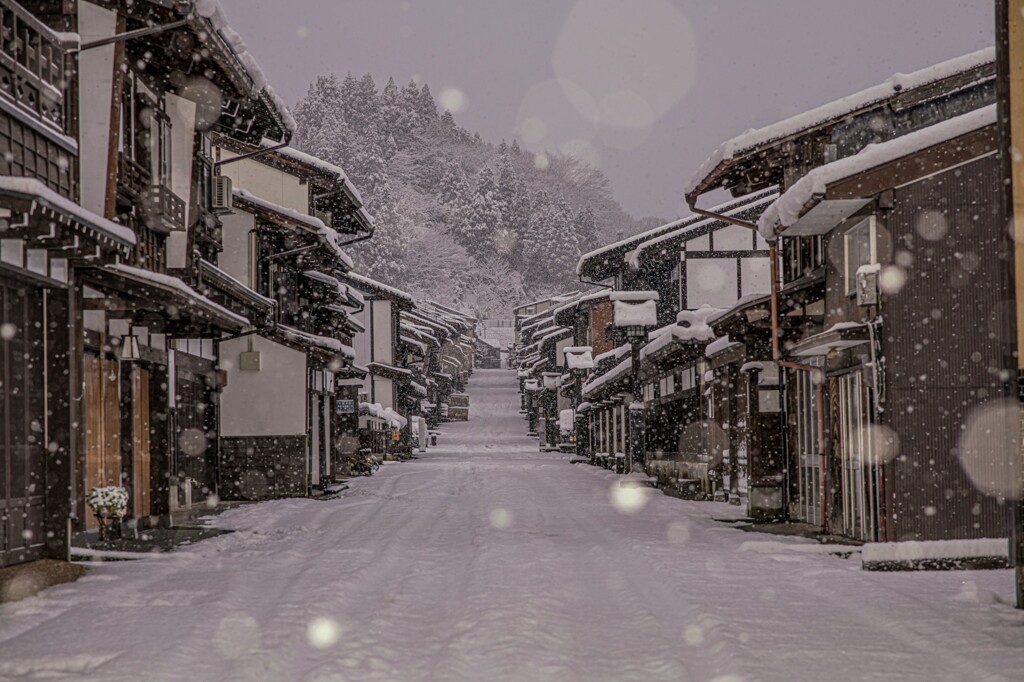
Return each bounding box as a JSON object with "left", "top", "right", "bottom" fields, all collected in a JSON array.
[
  {"left": 219, "top": 210, "right": 255, "bottom": 286},
  {"left": 220, "top": 335, "right": 306, "bottom": 436},
  {"left": 372, "top": 300, "right": 393, "bottom": 365},
  {"left": 77, "top": 3, "right": 117, "bottom": 217},
  {"left": 165, "top": 94, "right": 197, "bottom": 269},
  {"left": 218, "top": 149, "right": 308, "bottom": 213},
  {"left": 555, "top": 337, "right": 571, "bottom": 368},
  {"left": 374, "top": 376, "right": 395, "bottom": 410}
]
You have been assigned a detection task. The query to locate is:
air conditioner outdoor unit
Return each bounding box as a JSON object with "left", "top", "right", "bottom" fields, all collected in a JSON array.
[
  {"left": 856, "top": 266, "right": 879, "bottom": 306},
  {"left": 212, "top": 175, "right": 233, "bottom": 214}
]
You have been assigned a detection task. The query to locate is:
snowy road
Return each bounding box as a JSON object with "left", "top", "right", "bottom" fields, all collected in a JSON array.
[{"left": 1, "top": 369, "right": 1023, "bottom": 681}]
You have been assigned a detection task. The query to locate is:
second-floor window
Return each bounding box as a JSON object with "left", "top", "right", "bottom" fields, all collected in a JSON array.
[
  {"left": 844, "top": 216, "right": 876, "bottom": 295},
  {"left": 783, "top": 235, "right": 825, "bottom": 284}
]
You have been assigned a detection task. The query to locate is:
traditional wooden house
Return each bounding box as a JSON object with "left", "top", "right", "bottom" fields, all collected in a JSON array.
[
  {"left": 576, "top": 191, "right": 776, "bottom": 326},
  {"left": 213, "top": 135, "right": 368, "bottom": 498},
  {"left": 706, "top": 295, "right": 785, "bottom": 518},
  {"left": 0, "top": 0, "right": 137, "bottom": 565},
  {"left": 685, "top": 48, "right": 1013, "bottom": 542},
  {"left": 341, "top": 272, "right": 416, "bottom": 460},
  {"left": 70, "top": 0, "right": 303, "bottom": 527}
]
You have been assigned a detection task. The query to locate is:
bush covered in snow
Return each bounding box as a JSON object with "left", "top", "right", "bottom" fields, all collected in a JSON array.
[{"left": 87, "top": 486, "right": 128, "bottom": 519}]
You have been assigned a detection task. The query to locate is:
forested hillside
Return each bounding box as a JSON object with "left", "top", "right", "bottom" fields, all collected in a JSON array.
[{"left": 291, "top": 74, "right": 653, "bottom": 318}]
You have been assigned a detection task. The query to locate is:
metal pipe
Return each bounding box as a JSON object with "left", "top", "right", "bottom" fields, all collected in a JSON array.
[
  {"left": 263, "top": 243, "right": 318, "bottom": 262},
  {"left": 578, "top": 273, "right": 614, "bottom": 290},
  {"left": 215, "top": 143, "right": 290, "bottom": 172},
  {"left": 769, "top": 242, "right": 781, "bottom": 361},
  {"left": 77, "top": 19, "right": 190, "bottom": 51},
  {"left": 688, "top": 204, "right": 758, "bottom": 231}
]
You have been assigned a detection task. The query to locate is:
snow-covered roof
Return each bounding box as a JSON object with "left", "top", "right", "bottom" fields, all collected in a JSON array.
[
  {"left": 233, "top": 189, "right": 353, "bottom": 269},
  {"left": 758, "top": 104, "right": 997, "bottom": 240},
  {"left": 0, "top": 176, "right": 135, "bottom": 249},
  {"left": 302, "top": 270, "right": 348, "bottom": 298},
  {"left": 594, "top": 343, "right": 630, "bottom": 365},
  {"left": 577, "top": 188, "right": 778, "bottom": 277},
  {"left": 108, "top": 264, "right": 249, "bottom": 328},
  {"left": 686, "top": 47, "right": 994, "bottom": 198},
  {"left": 582, "top": 357, "right": 631, "bottom": 398},
  {"left": 639, "top": 306, "right": 723, "bottom": 361},
  {"left": 277, "top": 325, "right": 355, "bottom": 360},
  {"left": 258, "top": 138, "right": 364, "bottom": 208},
  {"left": 628, "top": 192, "right": 777, "bottom": 270},
  {"left": 195, "top": 0, "right": 296, "bottom": 133},
  {"left": 400, "top": 335, "right": 427, "bottom": 355},
  {"left": 342, "top": 272, "right": 415, "bottom": 305}
]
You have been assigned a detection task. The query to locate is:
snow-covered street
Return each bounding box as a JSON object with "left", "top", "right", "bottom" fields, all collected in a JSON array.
[{"left": 0, "top": 369, "right": 1021, "bottom": 682}]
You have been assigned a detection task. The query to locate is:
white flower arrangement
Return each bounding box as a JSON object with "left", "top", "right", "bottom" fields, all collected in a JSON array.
[{"left": 87, "top": 486, "right": 128, "bottom": 519}]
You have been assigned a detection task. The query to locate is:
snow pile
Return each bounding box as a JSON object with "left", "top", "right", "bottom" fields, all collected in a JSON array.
[
  {"left": 559, "top": 409, "right": 575, "bottom": 434},
  {"left": 864, "top": 532, "right": 1007, "bottom": 565},
  {"left": 705, "top": 335, "right": 738, "bottom": 358},
  {"left": 686, "top": 47, "right": 994, "bottom": 197},
  {"left": 757, "top": 104, "right": 996, "bottom": 240},
  {"left": 640, "top": 306, "right": 723, "bottom": 360},
  {"left": 611, "top": 292, "right": 659, "bottom": 328},
  {"left": 563, "top": 346, "right": 595, "bottom": 370}
]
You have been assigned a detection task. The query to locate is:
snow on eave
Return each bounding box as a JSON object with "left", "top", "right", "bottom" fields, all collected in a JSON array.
[
  {"left": 232, "top": 189, "right": 353, "bottom": 269},
  {"left": 685, "top": 46, "right": 995, "bottom": 199},
  {"left": 577, "top": 188, "right": 778, "bottom": 276},
  {"left": 706, "top": 292, "right": 771, "bottom": 325},
  {"left": 582, "top": 357, "right": 632, "bottom": 397},
  {"left": 628, "top": 192, "right": 778, "bottom": 270},
  {"left": 757, "top": 104, "right": 997, "bottom": 240},
  {"left": 0, "top": 176, "right": 135, "bottom": 248},
  {"left": 277, "top": 324, "right": 355, "bottom": 359},
  {"left": 260, "top": 139, "right": 364, "bottom": 207},
  {"left": 108, "top": 264, "right": 249, "bottom": 328}
]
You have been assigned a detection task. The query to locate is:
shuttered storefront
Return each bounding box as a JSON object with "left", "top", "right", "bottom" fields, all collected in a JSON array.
[{"left": 1, "top": 282, "right": 45, "bottom": 565}]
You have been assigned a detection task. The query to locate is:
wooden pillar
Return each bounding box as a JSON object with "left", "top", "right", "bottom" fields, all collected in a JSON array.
[{"left": 43, "top": 286, "right": 73, "bottom": 558}]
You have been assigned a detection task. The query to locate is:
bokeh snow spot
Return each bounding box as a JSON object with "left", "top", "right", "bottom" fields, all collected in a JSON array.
[
  {"left": 957, "top": 399, "right": 1022, "bottom": 500},
  {"left": 489, "top": 508, "right": 513, "bottom": 529},
  {"left": 683, "top": 624, "right": 704, "bottom": 645},
  {"left": 666, "top": 520, "right": 690, "bottom": 545},
  {"left": 307, "top": 617, "right": 341, "bottom": 649},
  {"left": 213, "top": 613, "right": 261, "bottom": 659},
  {"left": 609, "top": 481, "right": 649, "bottom": 514},
  {"left": 438, "top": 87, "right": 467, "bottom": 114},
  {"left": 0, "top": 323, "right": 16, "bottom": 340}
]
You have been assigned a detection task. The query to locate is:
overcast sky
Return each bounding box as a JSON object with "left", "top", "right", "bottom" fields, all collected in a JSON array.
[{"left": 218, "top": 0, "right": 994, "bottom": 220}]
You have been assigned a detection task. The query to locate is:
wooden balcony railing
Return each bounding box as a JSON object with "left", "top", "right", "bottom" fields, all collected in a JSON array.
[{"left": 0, "top": 1, "right": 67, "bottom": 133}]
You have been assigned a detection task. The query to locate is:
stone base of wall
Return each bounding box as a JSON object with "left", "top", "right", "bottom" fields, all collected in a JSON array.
[{"left": 220, "top": 436, "right": 307, "bottom": 501}]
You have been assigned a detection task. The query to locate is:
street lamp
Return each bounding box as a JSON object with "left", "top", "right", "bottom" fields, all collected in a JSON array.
[
  {"left": 563, "top": 345, "right": 595, "bottom": 459},
  {"left": 524, "top": 379, "right": 540, "bottom": 436},
  {"left": 610, "top": 291, "right": 660, "bottom": 474},
  {"left": 541, "top": 372, "right": 562, "bottom": 451}
]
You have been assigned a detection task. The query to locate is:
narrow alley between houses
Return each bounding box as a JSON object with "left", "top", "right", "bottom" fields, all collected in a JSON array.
[{"left": 0, "top": 369, "right": 1021, "bottom": 682}]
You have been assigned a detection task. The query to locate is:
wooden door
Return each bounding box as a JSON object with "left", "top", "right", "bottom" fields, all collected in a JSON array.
[
  {"left": 0, "top": 281, "right": 46, "bottom": 566},
  {"left": 132, "top": 366, "right": 151, "bottom": 518},
  {"left": 84, "top": 353, "right": 121, "bottom": 529}
]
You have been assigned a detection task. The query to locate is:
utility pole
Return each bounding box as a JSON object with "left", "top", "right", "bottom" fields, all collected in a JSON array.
[{"left": 995, "top": 0, "right": 1024, "bottom": 609}]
